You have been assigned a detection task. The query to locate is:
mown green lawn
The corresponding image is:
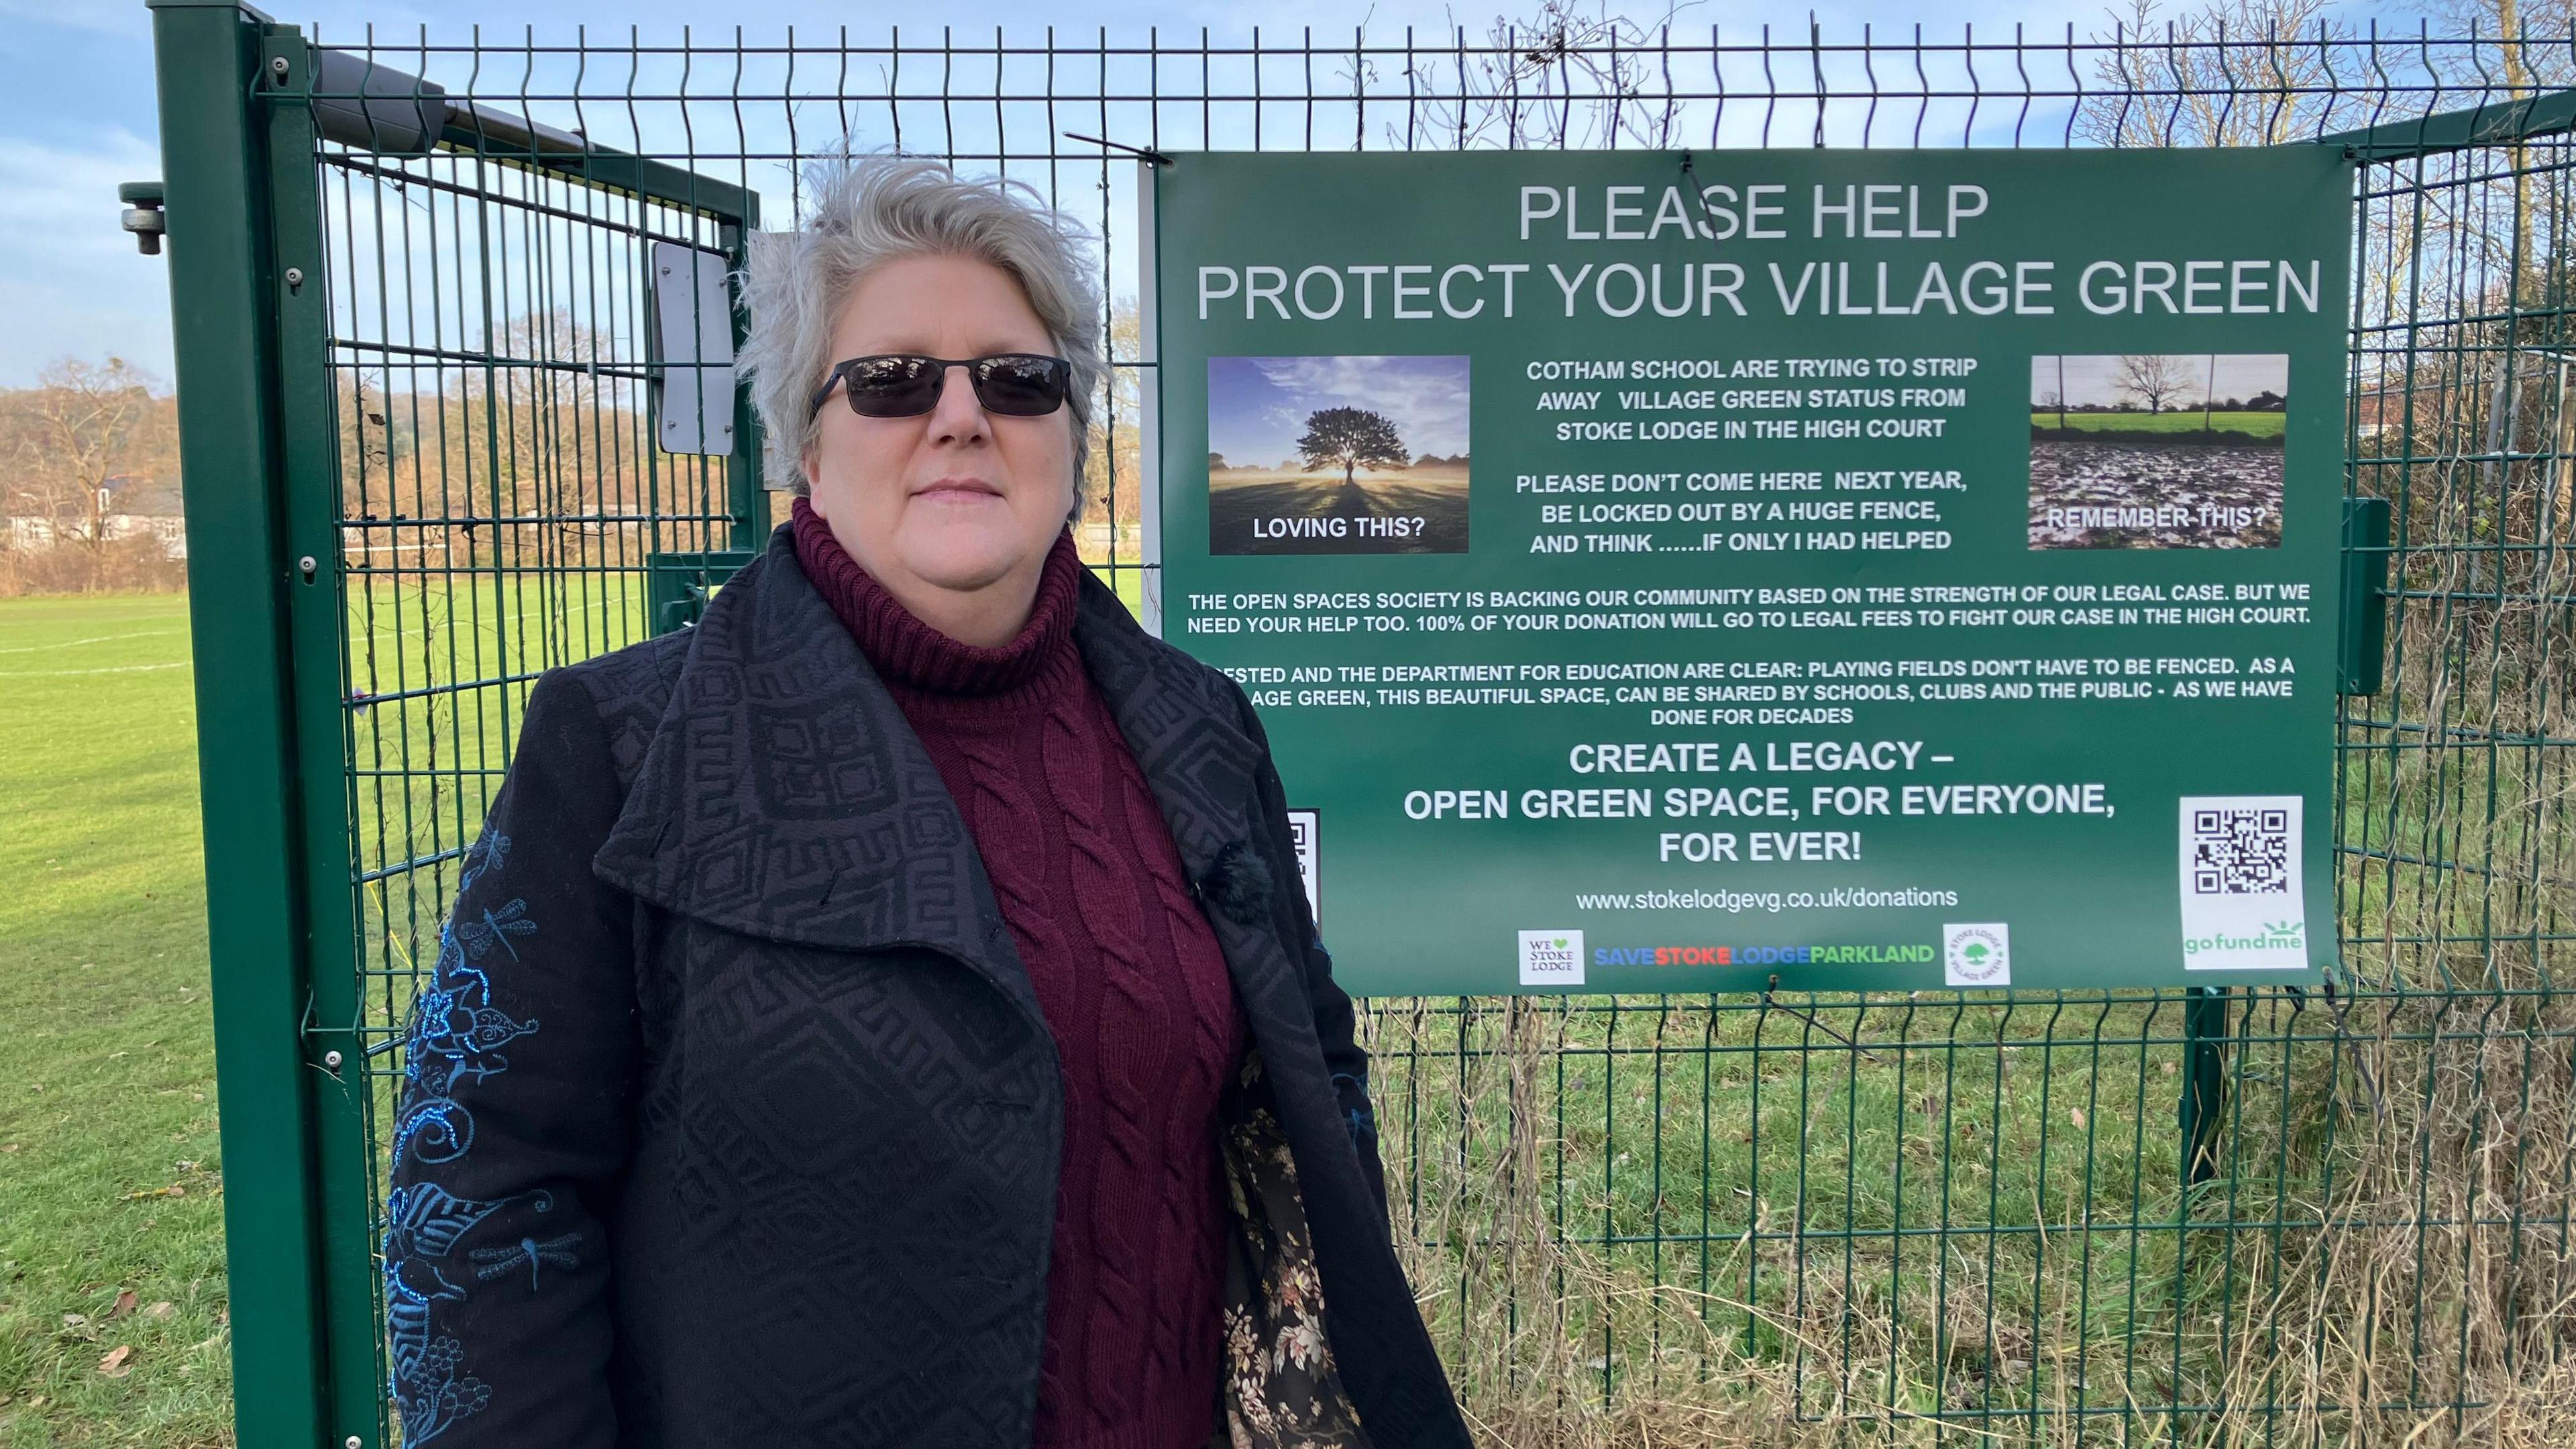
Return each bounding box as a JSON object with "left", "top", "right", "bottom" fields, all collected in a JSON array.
[
  {"left": 0, "top": 595, "right": 232, "bottom": 1446},
  {"left": 2029, "top": 409, "right": 2286, "bottom": 437}
]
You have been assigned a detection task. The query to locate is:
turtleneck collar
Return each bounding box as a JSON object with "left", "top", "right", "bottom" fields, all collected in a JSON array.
[{"left": 789, "top": 493, "right": 1083, "bottom": 699}]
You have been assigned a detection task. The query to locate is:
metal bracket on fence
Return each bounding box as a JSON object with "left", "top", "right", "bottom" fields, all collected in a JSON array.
[
  {"left": 649, "top": 243, "right": 739, "bottom": 456},
  {"left": 289, "top": 46, "right": 759, "bottom": 225},
  {"left": 1063, "top": 131, "right": 1174, "bottom": 166},
  {"left": 2322, "top": 87, "right": 2576, "bottom": 162},
  {"left": 1762, "top": 974, "right": 1882, "bottom": 1064},
  {"left": 648, "top": 550, "right": 759, "bottom": 635},
  {"left": 2339, "top": 496, "right": 2392, "bottom": 696},
  {"left": 2179, "top": 986, "right": 2231, "bottom": 1187},
  {"left": 295, "top": 44, "right": 582, "bottom": 160},
  {"left": 302, "top": 47, "right": 449, "bottom": 154}
]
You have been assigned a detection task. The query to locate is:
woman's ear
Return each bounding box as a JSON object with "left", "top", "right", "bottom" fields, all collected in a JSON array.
[{"left": 1067, "top": 418, "right": 1087, "bottom": 522}]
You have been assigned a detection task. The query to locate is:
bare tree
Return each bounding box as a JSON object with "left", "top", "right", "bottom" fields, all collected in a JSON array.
[
  {"left": 0, "top": 358, "right": 176, "bottom": 553},
  {"left": 2119, "top": 354, "right": 2192, "bottom": 415},
  {"left": 2426, "top": 0, "right": 2575, "bottom": 306},
  {"left": 2076, "top": 0, "right": 2351, "bottom": 148},
  {"left": 1079, "top": 301, "right": 1146, "bottom": 525},
  {"left": 1408, "top": 0, "right": 1699, "bottom": 151},
  {"left": 2435, "top": 0, "right": 2576, "bottom": 90}
]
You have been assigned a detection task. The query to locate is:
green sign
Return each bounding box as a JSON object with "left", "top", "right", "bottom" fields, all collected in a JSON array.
[{"left": 1148, "top": 148, "right": 2351, "bottom": 994}]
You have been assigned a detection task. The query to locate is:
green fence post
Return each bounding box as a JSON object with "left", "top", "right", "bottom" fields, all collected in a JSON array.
[
  {"left": 2180, "top": 986, "right": 2231, "bottom": 1186},
  {"left": 258, "top": 27, "right": 392, "bottom": 1447},
  {"left": 146, "top": 1, "right": 334, "bottom": 1444}
]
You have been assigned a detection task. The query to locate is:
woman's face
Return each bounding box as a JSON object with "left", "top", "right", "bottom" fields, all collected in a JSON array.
[{"left": 805, "top": 252, "right": 1077, "bottom": 607}]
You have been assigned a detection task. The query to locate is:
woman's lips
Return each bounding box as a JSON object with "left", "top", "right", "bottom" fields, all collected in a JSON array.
[{"left": 914, "top": 478, "right": 1002, "bottom": 502}]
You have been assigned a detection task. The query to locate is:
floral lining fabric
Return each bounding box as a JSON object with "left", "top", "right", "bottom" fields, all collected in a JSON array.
[{"left": 1212, "top": 1047, "right": 1375, "bottom": 1449}]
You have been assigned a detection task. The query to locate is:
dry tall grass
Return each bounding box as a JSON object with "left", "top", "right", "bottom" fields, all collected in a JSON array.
[
  {"left": 1363, "top": 952, "right": 2576, "bottom": 1446},
  {"left": 0, "top": 536, "right": 188, "bottom": 596}
]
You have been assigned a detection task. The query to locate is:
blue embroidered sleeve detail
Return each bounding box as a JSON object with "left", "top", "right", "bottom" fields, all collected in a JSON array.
[
  {"left": 470, "top": 1232, "right": 584, "bottom": 1291},
  {"left": 384, "top": 832, "right": 571, "bottom": 1444},
  {"left": 1329, "top": 1070, "right": 1378, "bottom": 1147}
]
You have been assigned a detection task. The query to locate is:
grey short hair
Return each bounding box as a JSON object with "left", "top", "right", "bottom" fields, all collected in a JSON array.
[{"left": 739, "top": 153, "right": 1105, "bottom": 504}]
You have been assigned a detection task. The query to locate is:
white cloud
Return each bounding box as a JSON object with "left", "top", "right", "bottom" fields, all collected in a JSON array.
[
  {"left": 1246, "top": 354, "right": 1472, "bottom": 455},
  {"left": 0, "top": 128, "right": 172, "bottom": 384},
  {"left": 0, "top": 129, "right": 162, "bottom": 264},
  {"left": 0, "top": 274, "right": 170, "bottom": 387}
]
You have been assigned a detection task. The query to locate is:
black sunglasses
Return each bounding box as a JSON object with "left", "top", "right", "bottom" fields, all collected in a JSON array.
[{"left": 808, "top": 353, "right": 1073, "bottom": 420}]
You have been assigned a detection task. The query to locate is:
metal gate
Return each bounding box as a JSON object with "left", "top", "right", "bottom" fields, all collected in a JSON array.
[{"left": 146, "top": 5, "right": 2576, "bottom": 1443}]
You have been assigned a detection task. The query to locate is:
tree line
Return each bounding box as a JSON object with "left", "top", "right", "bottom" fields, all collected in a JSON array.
[
  {"left": 0, "top": 358, "right": 184, "bottom": 594},
  {"left": 3, "top": 301, "right": 1152, "bottom": 596}
]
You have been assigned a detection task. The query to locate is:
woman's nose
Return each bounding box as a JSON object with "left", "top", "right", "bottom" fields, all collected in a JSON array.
[{"left": 924, "top": 362, "right": 991, "bottom": 445}]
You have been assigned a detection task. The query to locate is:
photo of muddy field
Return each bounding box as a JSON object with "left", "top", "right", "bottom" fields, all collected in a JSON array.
[
  {"left": 2028, "top": 354, "right": 2286, "bottom": 549},
  {"left": 1207, "top": 355, "right": 1470, "bottom": 555}
]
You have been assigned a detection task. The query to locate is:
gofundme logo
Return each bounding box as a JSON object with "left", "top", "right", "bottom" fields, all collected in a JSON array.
[
  {"left": 2184, "top": 920, "right": 2305, "bottom": 955},
  {"left": 1518, "top": 929, "right": 1587, "bottom": 987}
]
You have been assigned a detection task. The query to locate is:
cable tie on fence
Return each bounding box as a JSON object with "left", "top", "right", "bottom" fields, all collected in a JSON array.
[
  {"left": 1678, "top": 151, "right": 1733, "bottom": 269},
  {"left": 1063, "top": 132, "right": 1175, "bottom": 166},
  {"left": 1762, "top": 973, "right": 1883, "bottom": 1063}
]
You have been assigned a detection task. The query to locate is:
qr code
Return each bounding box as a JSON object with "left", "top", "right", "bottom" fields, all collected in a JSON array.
[
  {"left": 1286, "top": 808, "right": 1322, "bottom": 926},
  {"left": 2190, "top": 808, "right": 2292, "bottom": 895}
]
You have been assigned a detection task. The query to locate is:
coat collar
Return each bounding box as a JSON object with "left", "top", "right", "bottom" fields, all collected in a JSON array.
[
  {"left": 592, "top": 523, "right": 1272, "bottom": 1008},
  {"left": 1067, "top": 567, "right": 1331, "bottom": 1060},
  {"left": 1067, "top": 566, "right": 1269, "bottom": 889}
]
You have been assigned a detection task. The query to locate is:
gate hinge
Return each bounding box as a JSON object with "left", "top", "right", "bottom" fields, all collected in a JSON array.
[{"left": 118, "top": 181, "right": 166, "bottom": 256}]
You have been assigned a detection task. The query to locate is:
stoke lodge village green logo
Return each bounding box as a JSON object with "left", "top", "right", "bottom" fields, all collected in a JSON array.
[
  {"left": 1943, "top": 922, "right": 2012, "bottom": 987},
  {"left": 1519, "top": 929, "right": 1586, "bottom": 987}
]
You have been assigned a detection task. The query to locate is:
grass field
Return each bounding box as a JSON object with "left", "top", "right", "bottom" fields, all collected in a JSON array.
[
  {"left": 0, "top": 596, "right": 232, "bottom": 1446},
  {"left": 2029, "top": 409, "right": 2287, "bottom": 439}
]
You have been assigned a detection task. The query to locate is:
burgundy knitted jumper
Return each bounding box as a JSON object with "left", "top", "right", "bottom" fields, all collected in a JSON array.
[{"left": 790, "top": 498, "right": 1248, "bottom": 1449}]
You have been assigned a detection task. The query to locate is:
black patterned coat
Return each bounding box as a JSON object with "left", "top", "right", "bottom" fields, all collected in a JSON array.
[{"left": 383, "top": 524, "right": 1474, "bottom": 1448}]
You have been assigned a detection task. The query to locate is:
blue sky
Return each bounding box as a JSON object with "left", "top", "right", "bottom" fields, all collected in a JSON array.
[
  {"left": 1211, "top": 354, "right": 1473, "bottom": 467},
  {"left": 0, "top": 0, "right": 2447, "bottom": 389}
]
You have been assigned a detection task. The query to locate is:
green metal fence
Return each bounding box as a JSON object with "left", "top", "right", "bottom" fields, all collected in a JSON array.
[{"left": 144, "top": 3, "right": 2576, "bottom": 1442}]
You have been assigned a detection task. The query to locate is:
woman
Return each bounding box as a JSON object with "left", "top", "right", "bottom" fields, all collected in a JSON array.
[{"left": 384, "top": 154, "right": 1474, "bottom": 1449}]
